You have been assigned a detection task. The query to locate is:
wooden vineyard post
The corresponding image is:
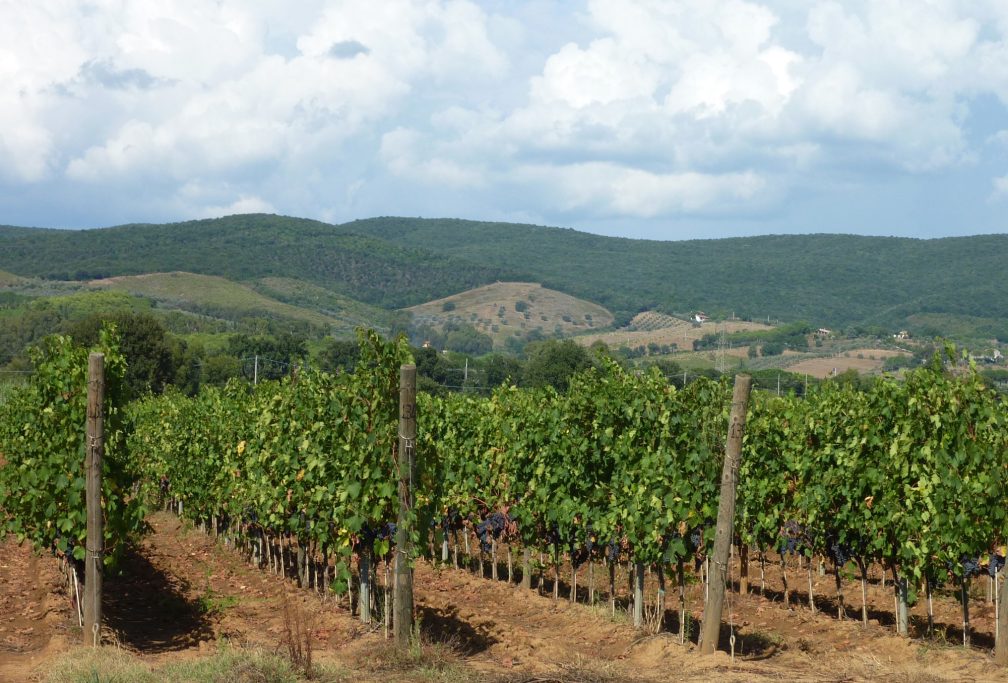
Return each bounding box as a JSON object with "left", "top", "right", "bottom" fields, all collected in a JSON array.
[
  {"left": 393, "top": 364, "right": 416, "bottom": 648},
  {"left": 996, "top": 566, "right": 1008, "bottom": 665},
  {"left": 739, "top": 545, "right": 749, "bottom": 595},
  {"left": 897, "top": 576, "right": 910, "bottom": 637},
  {"left": 699, "top": 374, "right": 752, "bottom": 655},
  {"left": 83, "top": 352, "right": 104, "bottom": 646},
  {"left": 521, "top": 548, "right": 531, "bottom": 590},
  {"left": 633, "top": 562, "right": 645, "bottom": 628}
]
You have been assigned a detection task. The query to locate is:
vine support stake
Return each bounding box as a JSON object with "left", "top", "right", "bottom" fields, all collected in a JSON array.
[
  {"left": 393, "top": 363, "right": 417, "bottom": 648},
  {"left": 632, "top": 562, "right": 645, "bottom": 628},
  {"left": 699, "top": 373, "right": 752, "bottom": 655},
  {"left": 83, "top": 352, "right": 104, "bottom": 647},
  {"left": 996, "top": 566, "right": 1008, "bottom": 665}
]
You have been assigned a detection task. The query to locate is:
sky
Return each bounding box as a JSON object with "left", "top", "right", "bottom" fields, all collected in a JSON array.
[{"left": 1, "top": 0, "right": 1007, "bottom": 240}]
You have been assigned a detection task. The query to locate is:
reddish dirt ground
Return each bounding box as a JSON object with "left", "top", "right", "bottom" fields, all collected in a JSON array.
[
  {"left": 0, "top": 537, "right": 74, "bottom": 682},
  {"left": 0, "top": 515, "right": 1004, "bottom": 682}
]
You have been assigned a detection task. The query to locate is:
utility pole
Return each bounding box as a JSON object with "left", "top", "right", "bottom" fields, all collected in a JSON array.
[
  {"left": 254, "top": 355, "right": 258, "bottom": 385},
  {"left": 717, "top": 325, "right": 727, "bottom": 375}
]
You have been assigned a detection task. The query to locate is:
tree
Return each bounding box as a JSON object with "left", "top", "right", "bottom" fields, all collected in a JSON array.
[
  {"left": 318, "top": 338, "right": 360, "bottom": 374},
  {"left": 522, "top": 339, "right": 593, "bottom": 392},
  {"left": 443, "top": 323, "right": 492, "bottom": 355},
  {"left": 65, "top": 311, "right": 175, "bottom": 398},
  {"left": 225, "top": 332, "right": 307, "bottom": 381},
  {"left": 202, "top": 354, "right": 242, "bottom": 386},
  {"left": 479, "top": 354, "right": 523, "bottom": 388}
]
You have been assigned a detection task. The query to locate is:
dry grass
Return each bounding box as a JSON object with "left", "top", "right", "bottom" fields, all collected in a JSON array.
[
  {"left": 43, "top": 644, "right": 324, "bottom": 683},
  {"left": 0, "top": 269, "right": 26, "bottom": 286},
  {"left": 491, "top": 661, "right": 638, "bottom": 683},
  {"left": 784, "top": 348, "right": 908, "bottom": 378},
  {"left": 407, "top": 282, "right": 613, "bottom": 348},
  {"left": 88, "top": 271, "right": 340, "bottom": 327},
  {"left": 281, "top": 594, "right": 316, "bottom": 679},
  {"left": 574, "top": 318, "right": 772, "bottom": 352}
]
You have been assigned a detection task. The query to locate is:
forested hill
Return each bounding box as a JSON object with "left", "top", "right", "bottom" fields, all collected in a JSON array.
[
  {"left": 344, "top": 218, "right": 1008, "bottom": 329},
  {"left": 2, "top": 214, "right": 1007, "bottom": 330},
  {"left": 0, "top": 215, "right": 512, "bottom": 309}
]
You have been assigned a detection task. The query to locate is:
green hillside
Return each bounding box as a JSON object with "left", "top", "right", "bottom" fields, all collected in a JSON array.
[
  {"left": 0, "top": 215, "right": 511, "bottom": 308},
  {"left": 88, "top": 272, "right": 342, "bottom": 329},
  {"left": 343, "top": 218, "right": 1008, "bottom": 332},
  {"left": 251, "top": 277, "right": 402, "bottom": 333},
  {"left": 2, "top": 214, "right": 1007, "bottom": 338}
]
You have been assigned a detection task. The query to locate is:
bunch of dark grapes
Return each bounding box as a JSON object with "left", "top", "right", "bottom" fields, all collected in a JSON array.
[
  {"left": 989, "top": 551, "right": 1006, "bottom": 577},
  {"left": 242, "top": 505, "right": 259, "bottom": 525},
  {"left": 688, "top": 527, "right": 704, "bottom": 553},
  {"left": 568, "top": 526, "right": 593, "bottom": 569},
  {"left": 825, "top": 531, "right": 853, "bottom": 567},
  {"left": 357, "top": 524, "right": 379, "bottom": 551},
  {"left": 379, "top": 519, "right": 395, "bottom": 543},
  {"left": 960, "top": 555, "right": 981, "bottom": 579},
  {"left": 605, "top": 539, "right": 622, "bottom": 563},
  {"left": 361, "top": 522, "right": 391, "bottom": 545},
  {"left": 440, "top": 509, "right": 464, "bottom": 534},
  {"left": 777, "top": 520, "right": 807, "bottom": 556},
  {"left": 475, "top": 511, "right": 509, "bottom": 553}
]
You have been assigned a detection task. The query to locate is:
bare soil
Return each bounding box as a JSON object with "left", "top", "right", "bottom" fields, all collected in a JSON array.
[
  {"left": 786, "top": 348, "right": 909, "bottom": 378},
  {"left": 576, "top": 319, "right": 772, "bottom": 353},
  {"left": 0, "top": 516, "right": 1003, "bottom": 682}
]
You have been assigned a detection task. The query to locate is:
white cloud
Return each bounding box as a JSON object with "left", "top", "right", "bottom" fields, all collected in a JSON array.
[
  {"left": 991, "top": 175, "right": 1008, "bottom": 201},
  {"left": 525, "top": 162, "right": 767, "bottom": 217},
  {"left": 380, "top": 127, "right": 487, "bottom": 188},
  {"left": 31, "top": 1, "right": 505, "bottom": 189},
  {"left": 2, "top": 1, "right": 1008, "bottom": 235},
  {"left": 195, "top": 194, "right": 277, "bottom": 218}
]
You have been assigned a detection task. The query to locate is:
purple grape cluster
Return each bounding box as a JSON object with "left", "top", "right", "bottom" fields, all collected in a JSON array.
[
  {"left": 777, "top": 520, "right": 807, "bottom": 556},
  {"left": 989, "top": 552, "right": 1006, "bottom": 577},
  {"left": 476, "top": 511, "right": 509, "bottom": 553}
]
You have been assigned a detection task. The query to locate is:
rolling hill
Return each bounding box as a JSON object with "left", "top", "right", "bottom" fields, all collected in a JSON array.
[
  {"left": 88, "top": 272, "right": 343, "bottom": 330},
  {"left": 343, "top": 218, "right": 1008, "bottom": 332},
  {"left": 2, "top": 214, "right": 1008, "bottom": 339},
  {"left": 407, "top": 282, "right": 614, "bottom": 348},
  {"left": 0, "top": 215, "right": 512, "bottom": 309}
]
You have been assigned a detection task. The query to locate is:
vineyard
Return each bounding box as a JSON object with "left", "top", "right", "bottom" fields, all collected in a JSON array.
[{"left": 1, "top": 328, "right": 1008, "bottom": 680}]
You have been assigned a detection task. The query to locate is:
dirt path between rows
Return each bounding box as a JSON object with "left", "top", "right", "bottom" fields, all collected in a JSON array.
[
  {"left": 0, "top": 537, "right": 74, "bottom": 683},
  {"left": 0, "top": 514, "right": 1004, "bottom": 682}
]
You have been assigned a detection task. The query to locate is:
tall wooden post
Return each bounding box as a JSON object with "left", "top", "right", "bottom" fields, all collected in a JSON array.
[
  {"left": 393, "top": 364, "right": 417, "bottom": 647},
  {"left": 83, "top": 352, "right": 105, "bottom": 646},
  {"left": 699, "top": 374, "right": 752, "bottom": 654}
]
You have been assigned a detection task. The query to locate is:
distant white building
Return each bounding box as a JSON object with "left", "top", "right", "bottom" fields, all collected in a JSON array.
[{"left": 693, "top": 311, "right": 710, "bottom": 323}]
